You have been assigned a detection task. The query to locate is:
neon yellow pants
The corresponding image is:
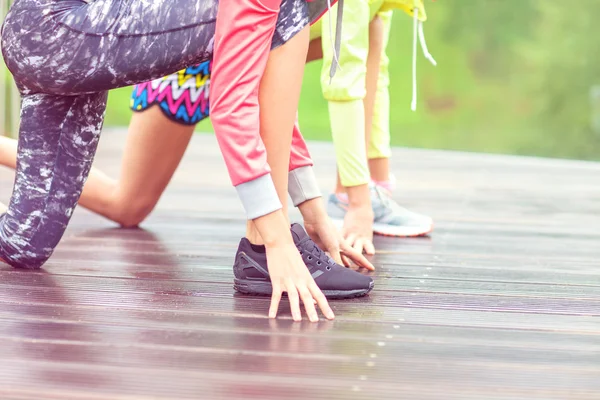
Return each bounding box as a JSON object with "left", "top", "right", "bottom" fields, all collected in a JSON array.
[
  {"left": 311, "top": 1, "right": 392, "bottom": 187},
  {"left": 310, "top": 0, "right": 426, "bottom": 187}
]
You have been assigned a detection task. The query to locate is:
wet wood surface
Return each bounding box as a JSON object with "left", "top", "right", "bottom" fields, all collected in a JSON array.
[{"left": 1, "top": 130, "right": 599, "bottom": 399}]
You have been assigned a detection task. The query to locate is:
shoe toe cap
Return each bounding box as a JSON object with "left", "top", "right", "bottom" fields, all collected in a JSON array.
[{"left": 316, "top": 264, "right": 373, "bottom": 291}]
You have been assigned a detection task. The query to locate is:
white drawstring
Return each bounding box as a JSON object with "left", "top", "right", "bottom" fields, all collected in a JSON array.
[
  {"left": 411, "top": 8, "right": 418, "bottom": 111},
  {"left": 411, "top": 7, "right": 437, "bottom": 112},
  {"left": 418, "top": 19, "right": 437, "bottom": 66}
]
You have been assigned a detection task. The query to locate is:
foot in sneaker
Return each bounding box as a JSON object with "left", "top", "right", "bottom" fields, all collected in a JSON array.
[
  {"left": 233, "top": 224, "right": 374, "bottom": 299},
  {"left": 327, "top": 184, "right": 433, "bottom": 237}
]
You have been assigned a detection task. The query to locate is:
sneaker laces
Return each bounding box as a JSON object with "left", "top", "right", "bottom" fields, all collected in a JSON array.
[
  {"left": 372, "top": 184, "right": 409, "bottom": 216},
  {"left": 297, "top": 236, "right": 335, "bottom": 266}
]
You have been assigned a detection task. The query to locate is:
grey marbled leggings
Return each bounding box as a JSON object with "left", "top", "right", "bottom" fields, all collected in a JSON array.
[{"left": 0, "top": 0, "right": 315, "bottom": 268}]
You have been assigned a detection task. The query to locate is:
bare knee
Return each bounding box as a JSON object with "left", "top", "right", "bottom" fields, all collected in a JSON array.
[
  {"left": 113, "top": 197, "right": 158, "bottom": 228},
  {"left": 0, "top": 238, "right": 51, "bottom": 270}
]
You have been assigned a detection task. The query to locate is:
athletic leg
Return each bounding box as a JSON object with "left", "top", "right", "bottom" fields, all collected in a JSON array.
[
  {"left": 320, "top": 0, "right": 375, "bottom": 254},
  {"left": 0, "top": 91, "right": 106, "bottom": 268},
  {"left": 83, "top": 109, "right": 195, "bottom": 227},
  {"left": 368, "top": 10, "right": 393, "bottom": 186},
  {"left": 2, "top": 0, "right": 218, "bottom": 96},
  {"left": 364, "top": 10, "right": 433, "bottom": 237},
  {"left": 0, "top": 0, "right": 215, "bottom": 268},
  {"left": 334, "top": 12, "right": 386, "bottom": 192},
  {"left": 364, "top": 15, "right": 385, "bottom": 175},
  {"left": 0, "top": 109, "right": 196, "bottom": 228}
]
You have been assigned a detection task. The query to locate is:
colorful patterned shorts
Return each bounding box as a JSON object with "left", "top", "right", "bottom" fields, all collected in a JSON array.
[{"left": 130, "top": 61, "right": 212, "bottom": 126}]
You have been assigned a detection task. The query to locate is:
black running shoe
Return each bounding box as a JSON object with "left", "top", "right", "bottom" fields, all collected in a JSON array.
[{"left": 233, "top": 224, "right": 374, "bottom": 299}]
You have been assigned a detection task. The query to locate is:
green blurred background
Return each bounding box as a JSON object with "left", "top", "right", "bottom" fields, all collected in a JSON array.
[{"left": 100, "top": 0, "right": 598, "bottom": 161}]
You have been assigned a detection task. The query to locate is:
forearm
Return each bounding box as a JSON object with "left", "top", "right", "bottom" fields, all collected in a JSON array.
[{"left": 297, "top": 196, "right": 327, "bottom": 222}]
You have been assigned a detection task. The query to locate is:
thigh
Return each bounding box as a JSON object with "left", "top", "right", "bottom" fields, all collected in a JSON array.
[
  {"left": 60, "top": 0, "right": 217, "bottom": 37},
  {"left": 0, "top": 91, "right": 107, "bottom": 269},
  {"left": 2, "top": 0, "right": 217, "bottom": 95}
]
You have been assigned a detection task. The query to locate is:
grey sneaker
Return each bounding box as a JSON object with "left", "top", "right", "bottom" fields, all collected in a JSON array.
[
  {"left": 327, "top": 184, "right": 433, "bottom": 237},
  {"left": 233, "top": 224, "right": 374, "bottom": 299}
]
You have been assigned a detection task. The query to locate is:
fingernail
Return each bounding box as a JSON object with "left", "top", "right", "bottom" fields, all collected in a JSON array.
[
  {"left": 269, "top": 312, "right": 276, "bottom": 319},
  {"left": 293, "top": 313, "right": 301, "bottom": 321}
]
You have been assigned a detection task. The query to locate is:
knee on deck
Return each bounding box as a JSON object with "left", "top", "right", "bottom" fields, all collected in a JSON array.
[
  {"left": 114, "top": 196, "right": 159, "bottom": 228},
  {"left": 0, "top": 212, "right": 52, "bottom": 269},
  {"left": 0, "top": 240, "right": 53, "bottom": 270}
]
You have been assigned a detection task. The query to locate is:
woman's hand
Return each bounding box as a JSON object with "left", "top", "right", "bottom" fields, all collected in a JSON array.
[
  {"left": 339, "top": 184, "right": 376, "bottom": 256},
  {"left": 253, "top": 210, "right": 334, "bottom": 322},
  {"left": 341, "top": 204, "right": 376, "bottom": 256},
  {"left": 298, "top": 198, "right": 375, "bottom": 270},
  {"left": 265, "top": 241, "right": 334, "bottom": 322}
]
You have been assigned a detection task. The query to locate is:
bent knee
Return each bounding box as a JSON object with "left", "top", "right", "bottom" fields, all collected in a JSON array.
[{"left": 114, "top": 198, "right": 158, "bottom": 228}]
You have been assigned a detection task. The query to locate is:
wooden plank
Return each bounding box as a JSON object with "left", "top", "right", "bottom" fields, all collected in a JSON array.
[
  {"left": 2, "top": 269, "right": 600, "bottom": 300},
  {"left": 1, "top": 132, "right": 599, "bottom": 399},
  {"left": 1, "top": 359, "right": 596, "bottom": 400}
]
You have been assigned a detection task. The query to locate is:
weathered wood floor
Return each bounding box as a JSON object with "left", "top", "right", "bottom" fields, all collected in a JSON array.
[{"left": 1, "top": 130, "right": 599, "bottom": 399}]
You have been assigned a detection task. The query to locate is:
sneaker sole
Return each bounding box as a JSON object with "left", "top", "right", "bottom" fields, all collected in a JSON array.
[
  {"left": 330, "top": 218, "right": 434, "bottom": 238},
  {"left": 234, "top": 279, "right": 374, "bottom": 299}
]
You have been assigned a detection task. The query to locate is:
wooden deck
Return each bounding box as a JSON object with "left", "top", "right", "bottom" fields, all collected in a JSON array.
[{"left": 1, "top": 130, "right": 599, "bottom": 400}]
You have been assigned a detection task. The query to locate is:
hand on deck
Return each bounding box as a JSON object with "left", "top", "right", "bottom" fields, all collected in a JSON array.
[
  {"left": 253, "top": 210, "right": 334, "bottom": 322},
  {"left": 341, "top": 205, "right": 376, "bottom": 256},
  {"left": 265, "top": 242, "right": 334, "bottom": 322}
]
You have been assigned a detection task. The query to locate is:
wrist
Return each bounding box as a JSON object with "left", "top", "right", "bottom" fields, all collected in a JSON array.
[
  {"left": 251, "top": 210, "right": 294, "bottom": 248},
  {"left": 345, "top": 183, "right": 371, "bottom": 208},
  {"left": 298, "top": 197, "right": 326, "bottom": 223}
]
